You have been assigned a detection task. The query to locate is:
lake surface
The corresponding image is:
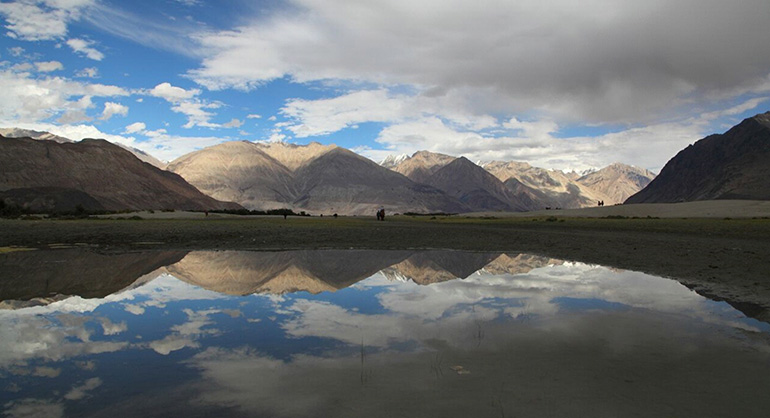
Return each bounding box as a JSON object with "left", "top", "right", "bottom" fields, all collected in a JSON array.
[{"left": 2, "top": 250, "right": 769, "bottom": 417}]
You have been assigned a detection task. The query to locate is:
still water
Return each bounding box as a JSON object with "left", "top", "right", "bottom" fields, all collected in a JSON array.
[{"left": 1, "top": 250, "right": 769, "bottom": 417}]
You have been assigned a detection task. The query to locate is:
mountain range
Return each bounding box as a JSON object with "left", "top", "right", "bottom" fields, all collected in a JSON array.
[{"left": 1, "top": 128, "right": 657, "bottom": 214}]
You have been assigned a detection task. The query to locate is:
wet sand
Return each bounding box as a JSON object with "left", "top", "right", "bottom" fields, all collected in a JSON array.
[{"left": 2, "top": 213, "right": 770, "bottom": 321}]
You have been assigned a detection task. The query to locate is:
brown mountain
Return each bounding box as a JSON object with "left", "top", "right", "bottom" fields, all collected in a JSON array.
[
  {"left": 0, "top": 128, "right": 166, "bottom": 168},
  {"left": 291, "top": 147, "right": 467, "bottom": 215},
  {"left": 577, "top": 163, "right": 656, "bottom": 204},
  {"left": 0, "top": 135, "right": 241, "bottom": 211},
  {"left": 484, "top": 160, "right": 611, "bottom": 208},
  {"left": 627, "top": 112, "right": 770, "bottom": 203},
  {"left": 424, "top": 157, "right": 533, "bottom": 211},
  {"left": 388, "top": 150, "right": 456, "bottom": 184},
  {"left": 255, "top": 141, "right": 337, "bottom": 171},
  {"left": 167, "top": 141, "right": 296, "bottom": 210}
]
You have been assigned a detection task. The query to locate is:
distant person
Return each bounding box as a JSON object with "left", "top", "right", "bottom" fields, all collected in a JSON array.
[
  {"left": 283, "top": 213, "right": 287, "bottom": 220},
  {"left": 380, "top": 208, "right": 385, "bottom": 221},
  {"left": 376, "top": 209, "right": 382, "bottom": 221}
]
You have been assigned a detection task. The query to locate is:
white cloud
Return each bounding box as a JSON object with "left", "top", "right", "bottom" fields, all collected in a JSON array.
[
  {"left": 124, "top": 121, "right": 146, "bottom": 134},
  {"left": 362, "top": 116, "right": 704, "bottom": 172},
  {"left": 66, "top": 38, "right": 104, "bottom": 60},
  {"left": 0, "top": 0, "right": 94, "bottom": 41},
  {"left": 146, "top": 82, "right": 221, "bottom": 129},
  {"left": 100, "top": 101, "right": 128, "bottom": 120},
  {"left": 74, "top": 66, "right": 98, "bottom": 78},
  {"left": 189, "top": 0, "right": 770, "bottom": 126},
  {"left": 246, "top": 113, "right": 261, "bottom": 119},
  {"left": 8, "top": 46, "right": 25, "bottom": 56},
  {"left": 281, "top": 89, "right": 498, "bottom": 138},
  {"left": 222, "top": 118, "right": 243, "bottom": 128},
  {"left": 148, "top": 82, "right": 200, "bottom": 102},
  {"left": 171, "top": 101, "right": 220, "bottom": 129},
  {"left": 34, "top": 60, "right": 63, "bottom": 72},
  {"left": 0, "top": 69, "right": 128, "bottom": 125}
]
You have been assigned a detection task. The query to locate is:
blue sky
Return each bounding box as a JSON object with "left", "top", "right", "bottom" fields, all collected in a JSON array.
[{"left": 1, "top": 0, "right": 769, "bottom": 171}]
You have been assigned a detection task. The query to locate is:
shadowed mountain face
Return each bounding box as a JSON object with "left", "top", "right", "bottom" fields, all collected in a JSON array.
[
  {"left": 424, "top": 157, "right": 533, "bottom": 211},
  {"left": 627, "top": 113, "right": 770, "bottom": 203},
  {"left": 0, "top": 128, "right": 166, "bottom": 168},
  {"left": 292, "top": 148, "right": 467, "bottom": 215},
  {"left": 0, "top": 250, "right": 188, "bottom": 304},
  {"left": 0, "top": 136, "right": 242, "bottom": 211}
]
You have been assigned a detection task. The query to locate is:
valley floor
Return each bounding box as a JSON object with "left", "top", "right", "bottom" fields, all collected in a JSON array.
[{"left": 2, "top": 214, "right": 770, "bottom": 322}]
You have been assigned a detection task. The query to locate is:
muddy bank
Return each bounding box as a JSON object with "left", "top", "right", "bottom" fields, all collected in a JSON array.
[{"left": 2, "top": 216, "right": 769, "bottom": 321}]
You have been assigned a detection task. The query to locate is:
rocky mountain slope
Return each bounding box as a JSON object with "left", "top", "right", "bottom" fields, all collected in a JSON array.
[
  {"left": 167, "top": 141, "right": 296, "bottom": 210},
  {"left": 577, "top": 163, "right": 656, "bottom": 203},
  {"left": 0, "top": 128, "right": 166, "bottom": 168},
  {"left": 0, "top": 135, "right": 241, "bottom": 211},
  {"left": 483, "top": 160, "right": 612, "bottom": 208},
  {"left": 424, "top": 157, "right": 535, "bottom": 211},
  {"left": 627, "top": 112, "right": 770, "bottom": 203},
  {"left": 387, "top": 150, "right": 456, "bottom": 184},
  {"left": 169, "top": 142, "right": 468, "bottom": 215}
]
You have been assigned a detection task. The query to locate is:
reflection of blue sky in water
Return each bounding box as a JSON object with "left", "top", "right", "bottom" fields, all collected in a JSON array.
[{"left": 2, "top": 253, "right": 770, "bottom": 417}]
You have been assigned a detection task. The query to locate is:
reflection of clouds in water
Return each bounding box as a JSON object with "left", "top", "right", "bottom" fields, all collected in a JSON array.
[
  {"left": 0, "top": 276, "right": 229, "bottom": 368},
  {"left": 119, "top": 274, "right": 226, "bottom": 316},
  {"left": 147, "top": 309, "right": 223, "bottom": 355},
  {"left": 3, "top": 398, "right": 64, "bottom": 418},
  {"left": 63, "top": 377, "right": 102, "bottom": 401},
  {"left": 282, "top": 262, "right": 763, "bottom": 349},
  {"left": 0, "top": 313, "right": 129, "bottom": 368},
  {"left": 3, "top": 378, "right": 102, "bottom": 417}
]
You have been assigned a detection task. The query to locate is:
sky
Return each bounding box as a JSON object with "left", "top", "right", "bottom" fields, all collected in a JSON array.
[{"left": 0, "top": 0, "right": 769, "bottom": 172}]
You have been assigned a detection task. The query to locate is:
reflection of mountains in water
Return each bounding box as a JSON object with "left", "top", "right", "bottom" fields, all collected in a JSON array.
[
  {"left": 0, "top": 250, "right": 565, "bottom": 306},
  {"left": 167, "top": 250, "right": 414, "bottom": 295},
  {"left": 0, "top": 249, "right": 187, "bottom": 305}
]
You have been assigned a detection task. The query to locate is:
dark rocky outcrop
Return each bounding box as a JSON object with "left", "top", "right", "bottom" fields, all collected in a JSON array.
[
  {"left": 627, "top": 112, "right": 770, "bottom": 203},
  {"left": 0, "top": 135, "right": 242, "bottom": 211}
]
